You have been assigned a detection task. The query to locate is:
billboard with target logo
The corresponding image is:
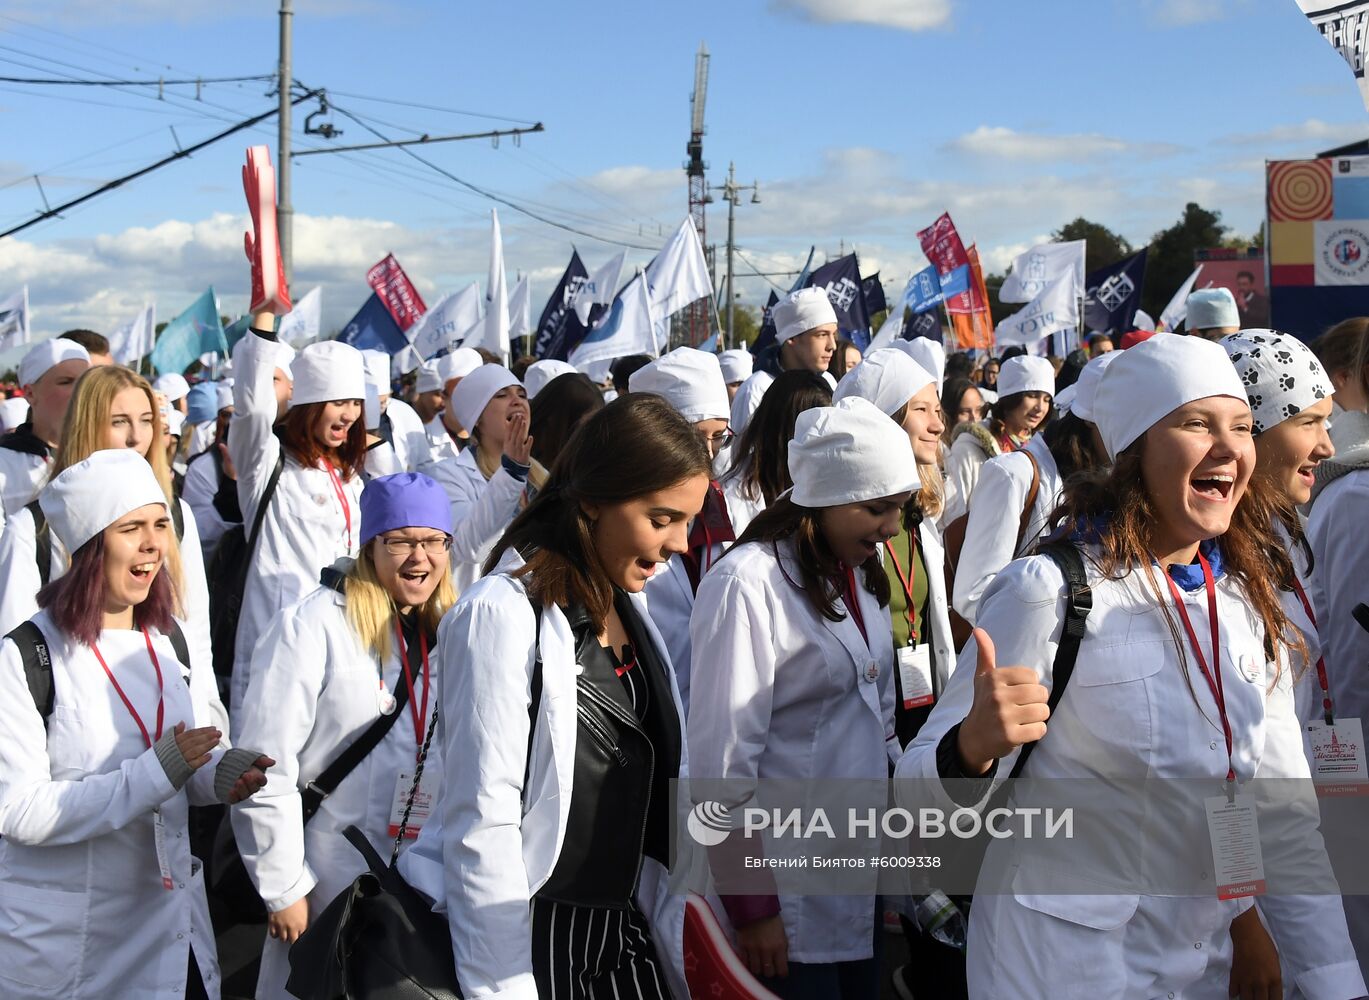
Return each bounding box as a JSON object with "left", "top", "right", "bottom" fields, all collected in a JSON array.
[{"left": 1267, "top": 156, "right": 1369, "bottom": 340}]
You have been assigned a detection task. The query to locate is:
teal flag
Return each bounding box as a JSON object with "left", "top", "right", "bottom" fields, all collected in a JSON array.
[
  {"left": 223, "top": 314, "right": 252, "bottom": 353},
  {"left": 150, "top": 288, "right": 226, "bottom": 375}
]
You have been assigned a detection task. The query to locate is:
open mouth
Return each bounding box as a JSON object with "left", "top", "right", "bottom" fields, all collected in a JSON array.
[
  {"left": 130, "top": 561, "right": 158, "bottom": 581},
  {"left": 636, "top": 557, "right": 658, "bottom": 577},
  {"left": 1296, "top": 464, "right": 1318, "bottom": 488},
  {"left": 858, "top": 540, "right": 879, "bottom": 559},
  {"left": 398, "top": 569, "right": 429, "bottom": 585},
  {"left": 1190, "top": 474, "right": 1235, "bottom": 502}
]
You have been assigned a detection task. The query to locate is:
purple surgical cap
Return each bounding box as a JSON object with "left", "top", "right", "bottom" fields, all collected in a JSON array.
[{"left": 359, "top": 472, "right": 452, "bottom": 546}]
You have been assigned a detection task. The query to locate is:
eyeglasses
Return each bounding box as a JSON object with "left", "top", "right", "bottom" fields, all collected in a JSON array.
[
  {"left": 701, "top": 428, "right": 734, "bottom": 448},
  {"left": 380, "top": 536, "right": 451, "bottom": 556}
]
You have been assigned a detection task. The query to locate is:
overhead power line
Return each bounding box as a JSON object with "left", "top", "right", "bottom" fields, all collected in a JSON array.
[
  {"left": 0, "top": 89, "right": 321, "bottom": 240},
  {"left": 0, "top": 72, "right": 274, "bottom": 87}
]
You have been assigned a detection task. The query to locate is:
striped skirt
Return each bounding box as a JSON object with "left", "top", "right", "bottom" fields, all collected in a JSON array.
[{"left": 531, "top": 897, "right": 670, "bottom": 999}]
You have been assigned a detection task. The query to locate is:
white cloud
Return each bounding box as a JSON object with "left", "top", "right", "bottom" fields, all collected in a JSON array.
[
  {"left": 947, "top": 126, "right": 1181, "bottom": 162},
  {"left": 770, "top": 0, "right": 951, "bottom": 32},
  {"left": 1223, "top": 117, "right": 1369, "bottom": 148},
  {"left": 1147, "top": 0, "right": 1231, "bottom": 26}
]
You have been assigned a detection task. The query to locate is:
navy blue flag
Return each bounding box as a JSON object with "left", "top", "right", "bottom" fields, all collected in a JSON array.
[
  {"left": 336, "top": 292, "right": 407, "bottom": 355},
  {"left": 862, "top": 273, "right": 887, "bottom": 318},
  {"left": 533, "top": 251, "right": 591, "bottom": 360},
  {"left": 1083, "top": 249, "right": 1148, "bottom": 336},
  {"left": 749, "top": 290, "right": 781, "bottom": 356},
  {"left": 902, "top": 310, "right": 942, "bottom": 342},
  {"left": 808, "top": 254, "right": 871, "bottom": 341}
]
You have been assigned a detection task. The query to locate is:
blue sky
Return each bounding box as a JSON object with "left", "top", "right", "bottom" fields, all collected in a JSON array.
[{"left": 1, "top": 0, "right": 1366, "bottom": 344}]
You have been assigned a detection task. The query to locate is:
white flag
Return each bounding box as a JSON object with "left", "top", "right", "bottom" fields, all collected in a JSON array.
[
  {"left": 644, "top": 217, "right": 713, "bottom": 319},
  {"left": 994, "top": 273, "right": 1080, "bottom": 348},
  {"left": 1298, "top": 1, "right": 1369, "bottom": 112},
  {"left": 409, "top": 283, "right": 481, "bottom": 360},
  {"left": 1157, "top": 266, "right": 1204, "bottom": 332},
  {"left": 276, "top": 287, "right": 322, "bottom": 348},
  {"left": 0, "top": 286, "right": 30, "bottom": 351},
  {"left": 998, "top": 241, "right": 1086, "bottom": 304},
  {"left": 866, "top": 307, "right": 905, "bottom": 352},
  {"left": 464, "top": 209, "right": 510, "bottom": 359},
  {"left": 573, "top": 251, "right": 625, "bottom": 324},
  {"left": 508, "top": 274, "right": 532, "bottom": 344},
  {"left": 107, "top": 303, "right": 156, "bottom": 365},
  {"left": 569, "top": 272, "right": 656, "bottom": 368}
]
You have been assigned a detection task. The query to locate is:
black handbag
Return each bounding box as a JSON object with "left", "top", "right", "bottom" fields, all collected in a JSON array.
[{"left": 286, "top": 703, "right": 463, "bottom": 1000}]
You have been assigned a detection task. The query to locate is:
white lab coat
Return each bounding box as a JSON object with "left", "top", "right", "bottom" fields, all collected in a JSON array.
[
  {"left": 398, "top": 548, "right": 689, "bottom": 999},
  {"left": 1307, "top": 467, "right": 1369, "bottom": 983},
  {"left": 228, "top": 332, "right": 363, "bottom": 723},
  {"left": 180, "top": 450, "right": 232, "bottom": 562},
  {"left": 718, "top": 468, "right": 766, "bottom": 538},
  {"left": 0, "top": 499, "right": 227, "bottom": 736},
  {"left": 911, "top": 515, "right": 958, "bottom": 698},
  {"left": 429, "top": 447, "right": 524, "bottom": 595},
  {"left": 187, "top": 421, "right": 216, "bottom": 459},
  {"left": 951, "top": 432, "right": 1062, "bottom": 625},
  {"left": 0, "top": 612, "right": 227, "bottom": 999},
  {"left": 422, "top": 413, "right": 463, "bottom": 470},
  {"left": 0, "top": 444, "right": 47, "bottom": 522},
  {"left": 941, "top": 422, "right": 1001, "bottom": 525},
  {"left": 385, "top": 397, "right": 431, "bottom": 471},
  {"left": 687, "top": 537, "right": 898, "bottom": 964},
  {"left": 729, "top": 370, "right": 773, "bottom": 438},
  {"left": 895, "top": 547, "right": 1365, "bottom": 999},
  {"left": 231, "top": 586, "right": 443, "bottom": 1000}
]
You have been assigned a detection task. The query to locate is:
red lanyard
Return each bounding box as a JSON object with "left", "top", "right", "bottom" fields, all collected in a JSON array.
[
  {"left": 323, "top": 461, "right": 352, "bottom": 550},
  {"left": 884, "top": 529, "right": 919, "bottom": 644},
  {"left": 92, "top": 629, "right": 165, "bottom": 750},
  {"left": 1160, "top": 552, "right": 1235, "bottom": 784},
  {"left": 392, "top": 619, "right": 430, "bottom": 752},
  {"left": 1290, "top": 578, "right": 1335, "bottom": 725},
  {"left": 841, "top": 565, "right": 869, "bottom": 649}
]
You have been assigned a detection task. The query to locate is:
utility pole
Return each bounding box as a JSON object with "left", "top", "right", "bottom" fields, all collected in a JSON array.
[
  {"left": 710, "top": 161, "right": 760, "bottom": 346},
  {"left": 278, "top": 0, "right": 294, "bottom": 284}
]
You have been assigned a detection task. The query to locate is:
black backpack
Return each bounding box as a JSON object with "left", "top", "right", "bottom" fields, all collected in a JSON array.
[
  {"left": 206, "top": 453, "right": 284, "bottom": 682},
  {"left": 8, "top": 618, "right": 191, "bottom": 725},
  {"left": 25, "top": 497, "right": 184, "bottom": 588}
]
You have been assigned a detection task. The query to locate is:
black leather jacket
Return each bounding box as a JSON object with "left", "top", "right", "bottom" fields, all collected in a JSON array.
[{"left": 535, "top": 591, "right": 682, "bottom": 909}]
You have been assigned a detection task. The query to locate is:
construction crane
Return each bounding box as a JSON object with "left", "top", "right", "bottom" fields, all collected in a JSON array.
[{"left": 684, "top": 42, "right": 712, "bottom": 347}]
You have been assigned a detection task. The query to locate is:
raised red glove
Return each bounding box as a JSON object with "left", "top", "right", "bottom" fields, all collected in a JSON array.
[{"left": 242, "top": 145, "right": 292, "bottom": 316}]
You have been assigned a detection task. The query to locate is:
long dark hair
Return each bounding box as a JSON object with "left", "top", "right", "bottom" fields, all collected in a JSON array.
[
  {"left": 279, "top": 400, "right": 367, "bottom": 479},
  {"left": 941, "top": 376, "right": 982, "bottom": 442},
  {"left": 1048, "top": 443, "right": 1299, "bottom": 670},
  {"left": 723, "top": 370, "right": 832, "bottom": 505},
  {"left": 731, "top": 496, "right": 890, "bottom": 622},
  {"left": 36, "top": 532, "right": 177, "bottom": 648},
  {"left": 1041, "top": 411, "right": 1103, "bottom": 481},
  {"left": 486, "top": 394, "right": 712, "bottom": 625},
  {"left": 529, "top": 372, "right": 605, "bottom": 471}
]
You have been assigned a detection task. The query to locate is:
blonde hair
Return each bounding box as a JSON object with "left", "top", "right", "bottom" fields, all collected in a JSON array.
[
  {"left": 915, "top": 461, "right": 944, "bottom": 520},
  {"left": 344, "top": 542, "right": 456, "bottom": 661},
  {"left": 52, "top": 366, "right": 185, "bottom": 613}
]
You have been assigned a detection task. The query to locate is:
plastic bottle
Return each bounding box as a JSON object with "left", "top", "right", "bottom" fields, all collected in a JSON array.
[{"left": 913, "top": 891, "right": 967, "bottom": 951}]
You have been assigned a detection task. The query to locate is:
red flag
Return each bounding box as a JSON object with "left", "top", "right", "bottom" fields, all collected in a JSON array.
[
  {"left": 366, "top": 254, "right": 428, "bottom": 332},
  {"left": 917, "top": 212, "right": 980, "bottom": 315}
]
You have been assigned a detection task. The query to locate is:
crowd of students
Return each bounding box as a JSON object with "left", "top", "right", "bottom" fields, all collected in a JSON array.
[{"left": 0, "top": 265, "right": 1368, "bottom": 1000}]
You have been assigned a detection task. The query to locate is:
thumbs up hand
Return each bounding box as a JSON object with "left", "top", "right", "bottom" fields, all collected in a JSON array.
[{"left": 955, "top": 628, "right": 1051, "bottom": 775}]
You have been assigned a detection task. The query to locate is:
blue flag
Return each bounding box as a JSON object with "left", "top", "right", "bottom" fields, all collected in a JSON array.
[
  {"left": 807, "top": 253, "right": 870, "bottom": 338},
  {"left": 223, "top": 314, "right": 252, "bottom": 353},
  {"left": 534, "top": 251, "right": 591, "bottom": 360},
  {"left": 749, "top": 290, "right": 781, "bottom": 356},
  {"left": 1083, "top": 249, "right": 1147, "bottom": 336},
  {"left": 151, "top": 287, "right": 225, "bottom": 375},
  {"left": 336, "top": 293, "right": 408, "bottom": 355}
]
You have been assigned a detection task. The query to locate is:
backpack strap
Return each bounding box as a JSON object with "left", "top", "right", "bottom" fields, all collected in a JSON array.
[
  {"left": 1012, "top": 449, "right": 1043, "bottom": 558},
  {"left": 1006, "top": 540, "right": 1091, "bottom": 782},
  {"left": 166, "top": 620, "right": 191, "bottom": 672},
  {"left": 523, "top": 592, "right": 545, "bottom": 792},
  {"left": 6, "top": 620, "right": 55, "bottom": 726},
  {"left": 170, "top": 496, "right": 185, "bottom": 541},
  {"left": 24, "top": 499, "right": 51, "bottom": 588},
  {"left": 246, "top": 451, "right": 286, "bottom": 559}
]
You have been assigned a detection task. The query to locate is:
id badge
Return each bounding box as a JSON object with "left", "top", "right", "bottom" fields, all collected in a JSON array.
[
  {"left": 153, "top": 808, "right": 174, "bottom": 891},
  {"left": 1204, "top": 792, "right": 1266, "bottom": 900},
  {"left": 896, "top": 644, "right": 934, "bottom": 710},
  {"left": 1305, "top": 718, "right": 1369, "bottom": 796},
  {"left": 388, "top": 770, "right": 437, "bottom": 839}
]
